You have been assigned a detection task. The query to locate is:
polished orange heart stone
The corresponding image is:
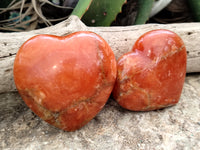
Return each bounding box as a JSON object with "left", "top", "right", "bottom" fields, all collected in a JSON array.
[
  {"left": 13, "top": 31, "right": 117, "bottom": 131},
  {"left": 113, "top": 29, "right": 187, "bottom": 111}
]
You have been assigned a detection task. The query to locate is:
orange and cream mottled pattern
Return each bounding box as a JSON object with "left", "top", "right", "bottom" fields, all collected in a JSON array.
[
  {"left": 13, "top": 31, "right": 117, "bottom": 131},
  {"left": 113, "top": 29, "right": 187, "bottom": 111}
]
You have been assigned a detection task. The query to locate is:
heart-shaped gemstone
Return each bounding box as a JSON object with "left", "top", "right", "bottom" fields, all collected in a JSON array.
[
  {"left": 14, "top": 31, "right": 117, "bottom": 131},
  {"left": 113, "top": 29, "right": 187, "bottom": 111}
]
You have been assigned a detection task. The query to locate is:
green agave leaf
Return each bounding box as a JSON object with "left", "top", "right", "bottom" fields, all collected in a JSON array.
[
  {"left": 71, "top": 0, "right": 93, "bottom": 18},
  {"left": 134, "top": 0, "right": 154, "bottom": 25},
  {"left": 81, "top": 0, "right": 127, "bottom": 26},
  {"left": 188, "top": 0, "right": 200, "bottom": 21}
]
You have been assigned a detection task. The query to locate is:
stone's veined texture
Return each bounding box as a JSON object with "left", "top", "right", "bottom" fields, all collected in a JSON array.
[
  {"left": 13, "top": 31, "right": 117, "bottom": 131},
  {"left": 113, "top": 29, "right": 187, "bottom": 111}
]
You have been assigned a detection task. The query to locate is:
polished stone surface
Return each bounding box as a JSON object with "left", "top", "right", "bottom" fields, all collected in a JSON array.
[
  {"left": 13, "top": 32, "right": 117, "bottom": 131},
  {"left": 113, "top": 30, "right": 187, "bottom": 111}
]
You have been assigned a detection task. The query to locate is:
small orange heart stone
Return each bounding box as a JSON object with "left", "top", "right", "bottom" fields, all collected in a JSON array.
[
  {"left": 13, "top": 31, "right": 117, "bottom": 131},
  {"left": 113, "top": 29, "right": 187, "bottom": 111}
]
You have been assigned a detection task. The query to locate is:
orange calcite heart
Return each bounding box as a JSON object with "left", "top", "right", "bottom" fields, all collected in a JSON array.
[
  {"left": 13, "top": 31, "right": 117, "bottom": 131},
  {"left": 113, "top": 29, "right": 187, "bottom": 111}
]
